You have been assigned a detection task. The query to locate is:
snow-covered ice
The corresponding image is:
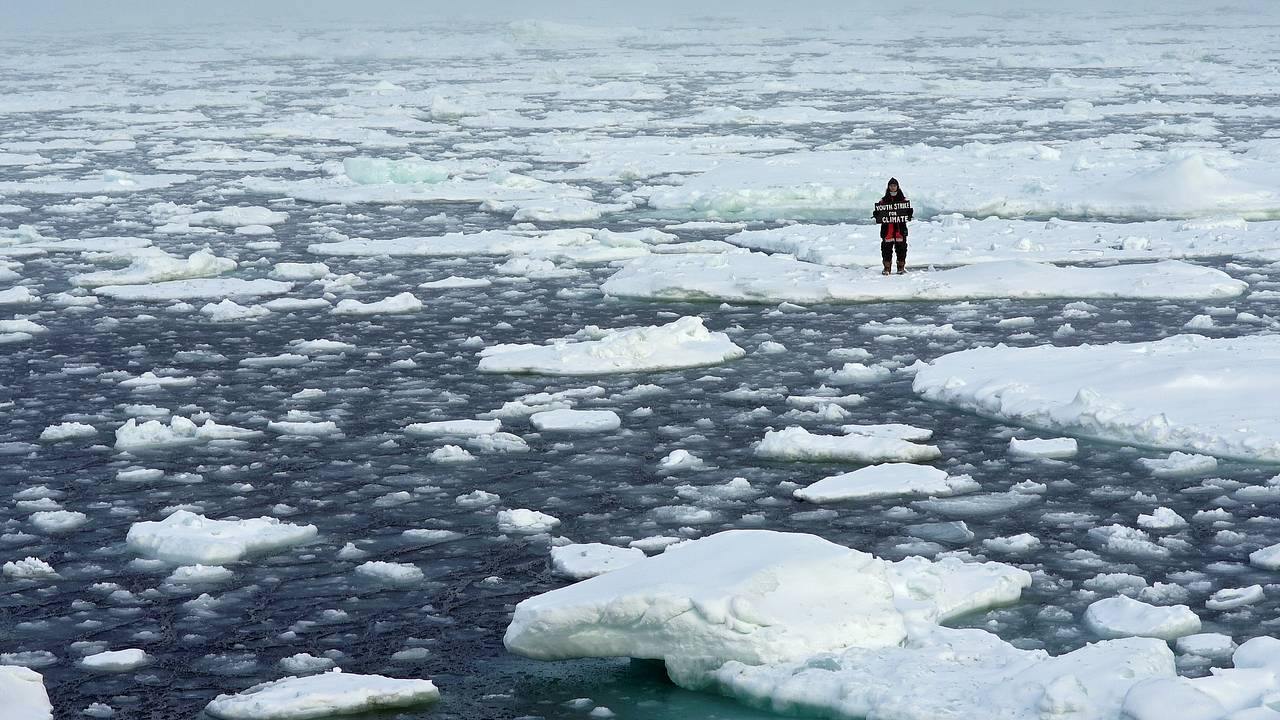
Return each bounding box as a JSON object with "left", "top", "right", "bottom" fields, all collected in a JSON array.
[
  {"left": 204, "top": 670, "right": 439, "bottom": 719},
  {"left": 794, "top": 464, "right": 978, "bottom": 503},
  {"left": 478, "top": 317, "right": 744, "bottom": 375},
  {"left": 756, "top": 427, "right": 942, "bottom": 464},
  {"left": 603, "top": 253, "right": 1246, "bottom": 304},
  {"left": 126, "top": 510, "right": 317, "bottom": 564},
  {"left": 915, "top": 334, "right": 1280, "bottom": 461}
]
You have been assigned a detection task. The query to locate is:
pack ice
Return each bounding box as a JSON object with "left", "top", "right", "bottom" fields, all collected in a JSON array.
[{"left": 914, "top": 334, "right": 1280, "bottom": 461}]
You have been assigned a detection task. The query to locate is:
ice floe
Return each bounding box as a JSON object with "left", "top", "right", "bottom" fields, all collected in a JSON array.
[
  {"left": 478, "top": 317, "right": 744, "bottom": 375},
  {"left": 204, "top": 670, "right": 439, "bottom": 719},
  {"left": 756, "top": 427, "right": 942, "bottom": 464},
  {"left": 126, "top": 510, "right": 317, "bottom": 564},
  {"left": 914, "top": 334, "right": 1280, "bottom": 461},
  {"left": 794, "top": 463, "right": 978, "bottom": 503},
  {"left": 602, "top": 253, "right": 1246, "bottom": 304}
]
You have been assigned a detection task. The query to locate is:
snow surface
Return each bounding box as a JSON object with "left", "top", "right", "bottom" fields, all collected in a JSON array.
[{"left": 915, "top": 334, "right": 1280, "bottom": 462}]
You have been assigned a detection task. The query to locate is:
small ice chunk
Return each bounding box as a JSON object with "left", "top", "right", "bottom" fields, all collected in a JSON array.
[
  {"left": 550, "top": 543, "right": 646, "bottom": 579},
  {"left": 1008, "top": 437, "right": 1078, "bottom": 459},
  {"left": 1084, "top": 595, "right": 1201, "bottom": 640},
  {"left": 794, "top": 464, "right": 977, "bottom": 503},
  {"left": 1204, "top": 585, "right": 1264, "bottom": 610},
  {"left": 126, "top": 510, "right": 317, "bottom": 564},
  {"left": 756, "top": 426, "right": 941, "bottom": 463},
  {"left": 355, "top": 561, "right": 424, "bottom": 585},
  {"left": 38, "top": 422, "right": 97, "bottom": 442},
  {"left": 405, "top": 419, "right": 501, "bottom": 437},
  {"left": 1174, "top": 632, "right": 1236, "bottom": 659},
  {"left": 1250, "top": 542, "right": 1280, "bottom": 570},
  {"left": 1139, "top": 452, "right": 1218, "bottom": 477},
  {"left": 529, "top": 409, "right": 621, "bottom": 433},
  {"left": 80, "top": 649, "right": 150, "bottom": 672},
  {"left": 497, "top": 509, "right": 560, "bottom": 534}
]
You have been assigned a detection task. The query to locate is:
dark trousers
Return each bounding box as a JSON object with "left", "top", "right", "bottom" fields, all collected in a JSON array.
[{"left": 881, "top": 241, "right": 907, "bottom": 265}]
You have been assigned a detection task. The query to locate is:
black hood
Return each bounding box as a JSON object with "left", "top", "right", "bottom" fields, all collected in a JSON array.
[{"left": 882, "top": 178, "right": 906, "bottom": 202}]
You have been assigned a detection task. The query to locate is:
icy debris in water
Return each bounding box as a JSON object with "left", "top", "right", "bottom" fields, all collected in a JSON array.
[
  {"left": 551, "top": 543, "right": 646, "bottom": 579},
  {"left": 1174, "top": 633, "right": 1236, "bottom": 659},
  {"left": 656, "top": 449, "right": 710, "bottom": 473},
  {"left": 982, "top": 533, "right": 1042, "bottom": 554},
  {"left": 419, "top": 275, "right": 492, "bottom": 289},
  {"left": 1008, "top": 436, "right": 1078, "bottom": 459},
  {"left": 1205, "top": 585, "right": 1264, "bottom": 610},
  {"left": 456, "top": 490, "right": 500, "bottom": 507},
  {"left": 429, "top": 445, "right": 476, "bottom": 463},
  {"left": 355, "top": 561, "right": 424, "bottom": 585},
  {"left": 201, "top": 299, "right": 271, "bottom": 321},
  {"left": 332, "top": 292, "right": 422, "bottom": 315},
  {"left": 1084, "top": 595, "right": 1201, "bottom": 640},
  {"left": 278, "top": 653, "right": 336, "bottom": 675},
  {"left": 529, "top": 409, "right": 621, "bottom": 433},
  {"left": 204, "top": 669, "right": 439, "bottom": 719},
  {"left": 1138, "top": 451, "right": 1218, "bottom": 477},
  {"left": 166, "top": 565, "right": 234, "bottom": 584},
  {"left": 38, "top": 421, "right": 97, "bottom": 441},
  {"left": 126, "top": 510, "right": 317, "bottom": 564},
  {"left": 115, "top": 416, "right": 260, "bottom": 451},
  {"left": 336, "top": 543, "right": 368, "bottom": 561},
  {"left": 270, "top": 262, "right": 330, "bottom": 280},
  {"left": 466, "top": 432, "right": 530, "bottom": 453},
  {"left": 478, "top": 316, "right": 744, "bottom": 375},
  {"left": 815, "top": 362, "right": 891, "bottom": 385},
  {"left": 29, "top": 510, "right": 87, "bottom": 533},
  {"left": 756, "top": 426, "right": 941, "bottom": 464},
  {"left": 1137, "top": 507, "right": 1187, "bottom": 530},
  {"left": 405, "top": 419, "right": 501, "bottom": 437},
  {"left": 80, "top": 649, "right": 151, "bottom": 672},
  {"left": 498, "top": 508, "right": 560, "bottom": 534},
  {"left": 1250, "top": 542, "right": 1280, "bottom": 570},
  {"left": 794, "top": 464, "right": 977, "bottom": 504},
  {"left": 3, "top": 557, "right": 57, "bottom": 578}
]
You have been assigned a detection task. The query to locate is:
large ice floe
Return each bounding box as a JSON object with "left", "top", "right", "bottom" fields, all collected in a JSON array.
[
  {"left": 601, "top": 252, "right": 1246, "bottom": 304},
  {"left": 503, "top": 529, "right": 1202, "bottom": 718},
  {"left": 204, "top": 670, "right": 439, "bottom": 719},
  {"left": 724, "top": 216, "right": 1280, "bottom": 267},
  {"left": 914, "top": 334, "right": 1280, "bottom": 462},
  {"left": 477, "top": 316, "right": 744, "bottom": 375}
]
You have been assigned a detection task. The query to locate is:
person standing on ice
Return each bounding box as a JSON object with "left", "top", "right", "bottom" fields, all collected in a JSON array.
[{"left": 873, "top": 177, "right": 913, "bottom": 275}]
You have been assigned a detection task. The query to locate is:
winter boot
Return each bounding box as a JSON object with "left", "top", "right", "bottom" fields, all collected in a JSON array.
[
  {"left": 896, "top": 261, "right": 907, "bottom": 275},
  {"left": 882, "top": 261, "right": 892, "bottom": 276}
]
